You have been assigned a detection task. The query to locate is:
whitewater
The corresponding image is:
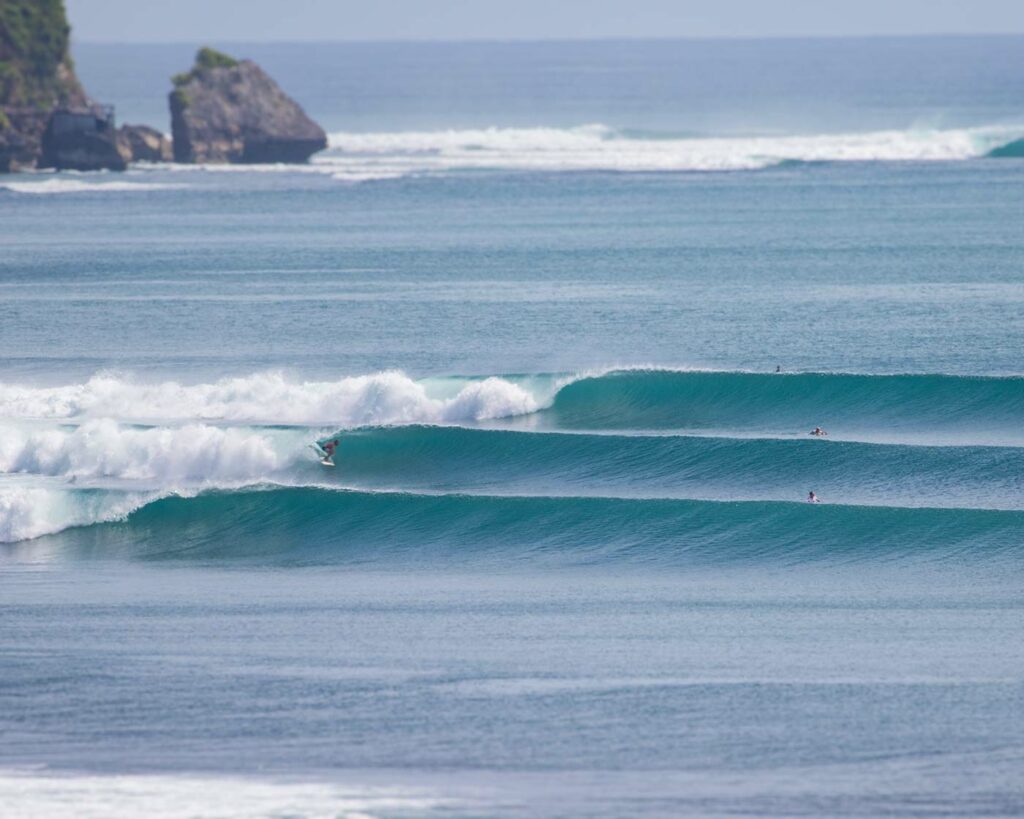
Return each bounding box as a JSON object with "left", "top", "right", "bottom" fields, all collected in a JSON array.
[{"left": 314, "top": 123, "right": 1024, "bottom": 181}]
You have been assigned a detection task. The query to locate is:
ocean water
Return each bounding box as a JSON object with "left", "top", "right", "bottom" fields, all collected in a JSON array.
[{"left": 2, "top": 37, "right": 1024, "bottom": 817}]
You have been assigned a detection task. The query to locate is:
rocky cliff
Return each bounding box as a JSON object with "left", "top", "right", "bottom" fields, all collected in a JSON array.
[
  {"left": 169, "top": 47, "right": 327, "bottom": 164},
  {"left": 0, "top": 0, "right": 88, "bottom": 170},
  {"left": 0, "top": 0, "right": 166, "bottom": 172}
]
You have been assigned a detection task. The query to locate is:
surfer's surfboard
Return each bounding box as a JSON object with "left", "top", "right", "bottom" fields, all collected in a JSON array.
[{"left": 310, "top": 443, "right": 335, "bottom": 466}]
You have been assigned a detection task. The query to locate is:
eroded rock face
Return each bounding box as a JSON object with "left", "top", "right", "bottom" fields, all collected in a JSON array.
[
  {"left": 0, "top": 110, "right": 49, "bottom": 172},
  {"left": 118, "top": 124, "right": 172, "bottom": 162},
  {"left": 169, "top": 49, "right": 327, "bottom": 164},
  {"left": 39, "top": 107, "right": 129, "bottom": 171}
]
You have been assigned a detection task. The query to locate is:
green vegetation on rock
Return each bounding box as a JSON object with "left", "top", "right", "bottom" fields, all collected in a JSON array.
[
  {"left": 195, "top": 47, "right": 238, "bottom": 70},
  {"left": 0, "top": 0, "right": 83, "bottom": 107},
  {"left": 169, "top": 87, "right": 191, "bottom": 110},
  {"left": 172, "top": 47, "right": 240, "bottom": 90}
]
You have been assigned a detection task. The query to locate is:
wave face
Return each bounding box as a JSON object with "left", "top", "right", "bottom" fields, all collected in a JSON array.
[
  {"left": 542, "top": 370, "right": 1024, "bottom": 444},
  {"left": 37, "top": 488, "right": 1024, "bottom": 567},
  {"left": 2, "top": 368, "right": 1023, "bottom": 562},
  {"left": 305, "top": 124, "right": 1024, "bottom": 181},
  {"left": 323, "top": 426, "right": 1024, "bottom": 511}
]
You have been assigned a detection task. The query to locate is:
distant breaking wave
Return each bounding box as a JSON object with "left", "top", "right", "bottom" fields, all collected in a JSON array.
[
  {"left": 9, "top": 125, "right": 1022, "bottom": 187},
  {"left": 0, "top": 178, "right": 188, "bottom": 195},
  {"left": 307, "top": 123, "right": 1024, "bottom": 181}
]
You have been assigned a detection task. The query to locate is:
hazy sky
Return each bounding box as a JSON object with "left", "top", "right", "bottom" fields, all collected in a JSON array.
[{"left": 66, "top": 0, "right": 1024, "bottom": 43}]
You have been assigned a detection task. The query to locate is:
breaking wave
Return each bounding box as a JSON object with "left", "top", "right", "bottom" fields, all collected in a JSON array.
[
  {"left": 2, "top": 368, "right": 1022, "bottom": 552},
  {"left": 0, "top": 420, "right": 291, "bottom": 483},
  {"left": 0, "top": 178, "right": 187, "bottom": 195},
  {"left": 0, "top": 371, "right": 542, "bottom": 426},
  {"left": 312, "top": 123, "right": 1024, "bottom": 181}
]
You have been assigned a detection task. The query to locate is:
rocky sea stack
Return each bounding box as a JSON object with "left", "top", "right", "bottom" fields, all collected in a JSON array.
[
  {"left": 1, "top": 0, "right": 168, "bottom": 171},
  {"left": 169, "top": 47, "right": 327, "bottom": 164}
]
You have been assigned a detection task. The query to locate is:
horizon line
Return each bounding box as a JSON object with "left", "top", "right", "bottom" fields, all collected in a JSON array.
[{"left": 71, "top": 30, "right": 1024, "bottom": 46}]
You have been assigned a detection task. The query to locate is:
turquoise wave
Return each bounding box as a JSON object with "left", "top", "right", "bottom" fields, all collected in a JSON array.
[
  {"left": 324, "top": 426, "right": 1024, "bottom": 510},
  {"left": 37, "top": 487, "right": 1024, "bottom": 567},
  {"left": 538, "top": 370, "right": 1024, "bottom": 439},
  {"left": 988, "top": 138, "right": 1024, "bottom": 158}
]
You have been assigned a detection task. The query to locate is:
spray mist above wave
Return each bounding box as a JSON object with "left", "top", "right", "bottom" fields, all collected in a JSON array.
[
  {"left": 313, "top": 123, "right": 1024, "bottom": 180},
  {"left": 0, "top": 371, "right": 543, "bottom": 426}
]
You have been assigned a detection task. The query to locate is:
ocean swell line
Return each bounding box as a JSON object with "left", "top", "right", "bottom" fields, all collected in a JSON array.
[{"left": 12, "top": 487, "right": 1022, "bottom": 567}]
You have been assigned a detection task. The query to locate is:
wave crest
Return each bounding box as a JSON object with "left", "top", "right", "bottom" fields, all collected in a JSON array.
[
  {"left": 0, "top": 371, "right": 541, "bottom": 426},
  {"left": 0, "top": 420, "right": 287, "bottom": 484}
]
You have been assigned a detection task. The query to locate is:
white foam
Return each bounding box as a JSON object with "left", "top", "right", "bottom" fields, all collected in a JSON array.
[
  {"left": 0, "top": 485, "right": 154, "bottom": 543},
  {"left": 0, "top": 420, "right": 290, "bottom": 483},
  {"left": 0, "top": 419, "right": 301, "bottom": 542},
  {"left": 0, "top": 178, "right": 187, "bottom": 195},
  {"left": 312, "top": 123, "right": 1024, "bottom": 180},
  {"left": 0, "top": 769, "right": 458, "bottom": 819},
  {"left": 0, "top": 371, "right": 542, "bottom": 426},
  {"left": 0, "top": 371, "right": 548, "bottom": 543}
]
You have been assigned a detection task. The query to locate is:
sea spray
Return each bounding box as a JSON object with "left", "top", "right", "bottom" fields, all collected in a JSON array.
[{"left": 0, "top": 371, "right": 541, "bottom": 426}]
